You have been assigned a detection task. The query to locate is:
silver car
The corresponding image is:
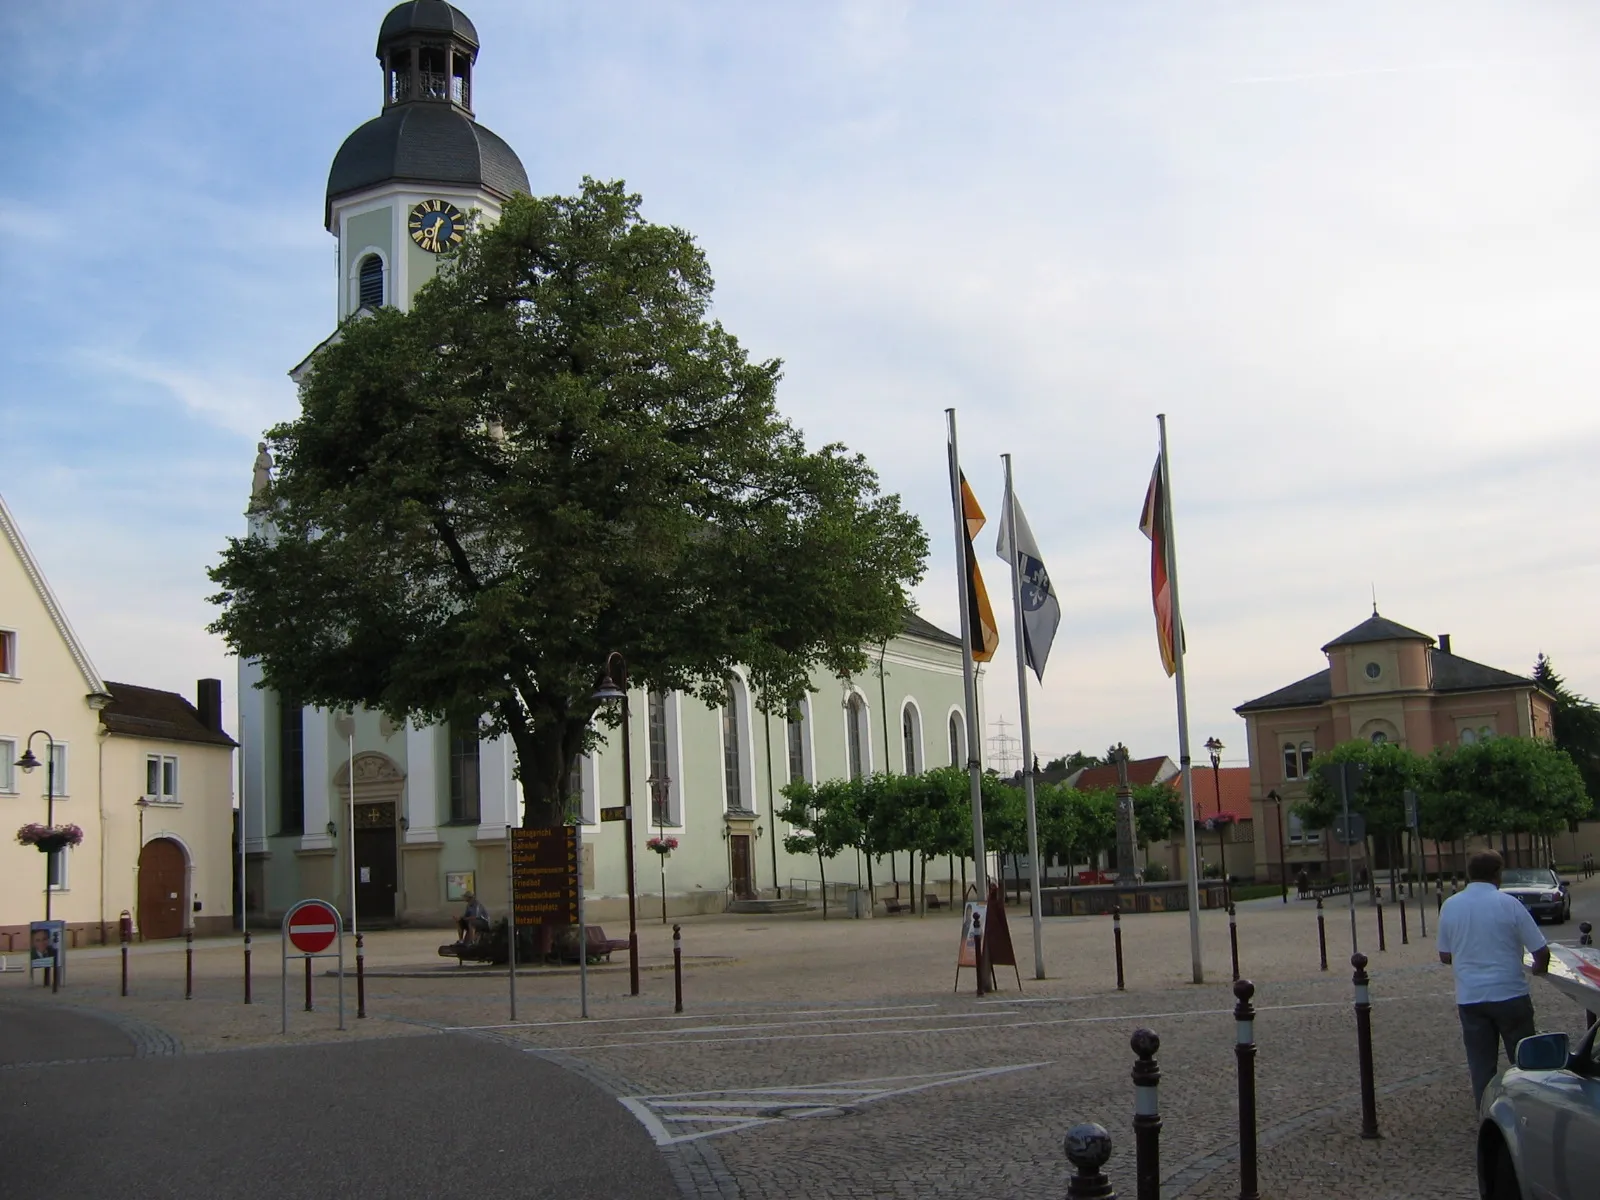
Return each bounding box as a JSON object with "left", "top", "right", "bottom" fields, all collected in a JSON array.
[{"left": 1478, "top": 1025, "right": 1600, "bottom": 1199}]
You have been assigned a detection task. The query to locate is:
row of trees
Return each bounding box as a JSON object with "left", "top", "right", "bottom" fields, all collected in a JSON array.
[
  {"left": 1295, "top": 734, "right": 1589, "bottom": 875},
  {"left": 778, "top": 767, "right": 1184, "bottom": 913}
]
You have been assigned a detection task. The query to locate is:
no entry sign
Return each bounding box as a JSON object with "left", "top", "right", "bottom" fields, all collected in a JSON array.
[
  {"left": 287, "top": 901, "right": 339, "bottom": 954},
  {"left": 281, "top": 898, "right": 346, "bottom": 1035}
]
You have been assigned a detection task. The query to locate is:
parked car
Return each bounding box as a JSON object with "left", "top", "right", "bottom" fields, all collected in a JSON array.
[
  {"left": 1478, "top": 1026, "right": 1600, "bottom": 1199},
  {"left": 1499, "top": 867, "right": 1571, "bottom": 924}
]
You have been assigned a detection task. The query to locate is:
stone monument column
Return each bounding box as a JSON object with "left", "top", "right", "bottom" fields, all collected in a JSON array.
[{"left": 1114, "top": 744, "right": 1138, "bottom": 886}]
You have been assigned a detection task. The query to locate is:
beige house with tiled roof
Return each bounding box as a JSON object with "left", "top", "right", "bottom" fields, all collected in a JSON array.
[
  {"left": 0, "top": 491, "right": 236, "bottom": 949},
  {"left": 1235, "top": 613, "right": 1554, "bottom": 883}
]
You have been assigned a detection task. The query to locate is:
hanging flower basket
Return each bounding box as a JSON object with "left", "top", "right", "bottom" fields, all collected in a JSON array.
[
  {"left": 16, "top": 823, "right": 84, "bottom": 853},
  {"left": 1196, "top": 811, "right": 1242, "bottom": 834},
  {"left": 647, "top": 836, "right": 679, "bottom": 858}
]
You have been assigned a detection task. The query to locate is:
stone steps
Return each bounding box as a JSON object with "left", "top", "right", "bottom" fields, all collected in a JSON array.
[{"left": 727, "top": 898, "right": 813, "bottom": 915}]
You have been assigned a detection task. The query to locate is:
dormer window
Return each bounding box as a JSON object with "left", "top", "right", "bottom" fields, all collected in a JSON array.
[{"left": 358, "top": 255, "right": 384, "bottom": 309}]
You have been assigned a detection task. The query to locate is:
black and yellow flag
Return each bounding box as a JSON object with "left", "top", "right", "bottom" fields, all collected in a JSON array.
[{"left": 960, "top": 473, "right": 1000, "bottom": 663}]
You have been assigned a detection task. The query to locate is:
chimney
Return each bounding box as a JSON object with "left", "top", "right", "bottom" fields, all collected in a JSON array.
[
  {"left": 197, "top": 678, "right": 223, "bottom": 732},
  {"left": 1438, "top": 634, "right": 1452, "bottom": 656}
]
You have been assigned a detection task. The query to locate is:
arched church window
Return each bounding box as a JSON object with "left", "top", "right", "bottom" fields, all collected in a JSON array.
[
  {"left": 902, "top": 702, "right": 921, "bottom": 774},
  {"left": 358, "top": 254, "right": 384, "bottom": 309},
  {"left": 846, "top": 694, "right": 868, "bottom": 780},
  {"left": 722, "top": 679, "right": 745, "bottom": 809},
  {"left": 949, "top": 712, "right": 965, "bottom": 767}
]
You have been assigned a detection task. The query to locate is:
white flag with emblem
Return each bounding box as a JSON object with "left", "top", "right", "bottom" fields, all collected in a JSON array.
[{"left": 995, "top": 491, "right": 1060, "bottom": 681}]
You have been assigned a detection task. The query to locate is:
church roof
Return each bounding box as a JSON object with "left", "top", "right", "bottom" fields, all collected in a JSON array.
[
  {"left": 377, "top": 1, "right": 479, "bottom": 54},
  {"left": 1320, "top": 613, "right": 1434, "bottom": 652},
  {"left": 900, "top": 611, "right": 961, "bottom": 649},
  {"left": 326, "top": 104, "right": 528, "bottom": 227}
]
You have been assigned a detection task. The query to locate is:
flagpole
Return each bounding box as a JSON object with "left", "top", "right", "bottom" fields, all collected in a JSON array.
[
  {"left": 946, "top": 409, "right": 987, "bottom": 898},
  {"left": 1001, "top": 454, "right": 1046, "bottom": 980},
  {"left": 1158, "top": 414, "right": 1204, "bottom": 984}
]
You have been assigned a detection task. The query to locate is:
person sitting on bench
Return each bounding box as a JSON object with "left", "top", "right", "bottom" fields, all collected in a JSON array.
[{"left": 456, "top": 892, "right": 490, "bottom": 945}]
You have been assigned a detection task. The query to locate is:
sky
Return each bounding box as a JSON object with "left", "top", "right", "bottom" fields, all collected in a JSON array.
[{"left": 5, "top": 1, "right": 1600, "bottom": 770}]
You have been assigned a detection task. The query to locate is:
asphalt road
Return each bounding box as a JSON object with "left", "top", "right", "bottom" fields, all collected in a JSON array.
[{"left": 0, "top": 1005, "right": 678, "bottom": 1200}]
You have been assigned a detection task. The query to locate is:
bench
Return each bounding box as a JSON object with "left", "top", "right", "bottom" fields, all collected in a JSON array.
[
  {"left": 883, "top": 899, "right": 912, "bottom": 915},
  {"left": 925, "top": 893, "right": 946, "bottom": 910},
  {"left": 584, "top": 927, "right": 631, "bottom": 963}
]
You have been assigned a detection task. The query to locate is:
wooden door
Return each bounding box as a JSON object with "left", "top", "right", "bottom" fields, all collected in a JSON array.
[
  {"left": 138, "top": 838, "right": 186, "bottom": 940},
  {"left": 354, "top": 803, "right": 397, "bottom": 922},
  {"left": 730, "top": 834, "right": 755, "bottom": 900}
]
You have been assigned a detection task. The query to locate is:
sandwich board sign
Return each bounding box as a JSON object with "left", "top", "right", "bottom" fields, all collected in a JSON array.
[{"left": 281, "top": 898, "right": 345, "bottom": 1034}]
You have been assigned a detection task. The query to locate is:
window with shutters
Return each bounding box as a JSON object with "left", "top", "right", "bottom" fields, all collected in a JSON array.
[{"left": 358, "top": 254, "right": 384, "bottom": 309}]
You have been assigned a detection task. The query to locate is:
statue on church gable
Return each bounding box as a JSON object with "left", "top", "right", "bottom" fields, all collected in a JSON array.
[{"left": 252, "top": 442, "right": 274, "bottom": 497}]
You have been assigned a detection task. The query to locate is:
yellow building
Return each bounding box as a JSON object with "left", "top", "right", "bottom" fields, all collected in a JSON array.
[{"left": 0, "top": 493, "right": 236, "bottom": 948}]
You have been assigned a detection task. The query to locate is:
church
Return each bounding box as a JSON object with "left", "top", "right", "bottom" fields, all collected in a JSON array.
[{"left": 237, "top": 2, "right": 974, "bottom": 927}]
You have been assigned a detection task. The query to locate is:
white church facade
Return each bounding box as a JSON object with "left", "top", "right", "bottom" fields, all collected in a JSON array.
[{"left": 238, "top": 2, "right": 976, "bottom": 927}]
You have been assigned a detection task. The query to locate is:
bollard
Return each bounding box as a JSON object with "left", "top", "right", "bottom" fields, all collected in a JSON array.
[
  {"left": 1581, "top": 921, "right": 1593, "bottom": 948},
  {"left": 1399, "top": 898, "right": 1409, "bottom": 945},
  {"left": 1417, "top": 889, "right": 1426, "bottom": 940},
  {"left": 1130, "top": 1029, "right": 1161, "bottom": 1200},
  {"left": 1234, "top": 980, "right": 1259, "bottom": 1200},
  {"left": 1228, "top": 904, "right": 1240, "bottom": 983},
  {"left": 1352, "top": 953, "right": 1380, "bottom": 1139},
  {"left": 975, "top": 911, "right": 989, "bottom": 997},
  {"left": 120, "top": 911, "right": 131, "bottom": 998},
  {"left": 1376, "top": 902, "right": 1387, "bottom": 953},
  {"left": 185, "top": 929, "right": 194, "bottom": 1000},
  {"left": 304, "top": 955, "right": 314, "bottom": 1013},
  {"left": 1064, "top": 1122, "right": 1118, "bottom": 1200},
  {"left": 121, "top": 940, "right": 129, "bottom": 997},
  {"left": 356, "top": 932, "right": 367, "bottom": 1019},
  {"left": 1113, "top": 906, "right": 1125, "bottom": 992},
  {"left": 1316, "top": 897, "right": 1328, "bottom": 972},
  {"left": 673, "top": 924, "right": 683, "bottom": 1014},
  {"left": 243, "top": 932, "right": 252, "bottom": 1005}
]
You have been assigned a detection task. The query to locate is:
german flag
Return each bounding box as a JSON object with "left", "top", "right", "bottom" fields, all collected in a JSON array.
[
  {"left": 1139, "top": 458, "right": 1179, "bottom": 676},
  {"left": 961, "top": 473, "right": 1000, "bottom": 663}
]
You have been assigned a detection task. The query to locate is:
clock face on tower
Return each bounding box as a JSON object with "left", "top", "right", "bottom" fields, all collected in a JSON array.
[{"left": 408, "top": 199, "right": 466, "bottom": 253}]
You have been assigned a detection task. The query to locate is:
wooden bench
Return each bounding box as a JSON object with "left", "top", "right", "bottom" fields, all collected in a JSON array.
[
  {"left": 925, "top": 893, "right": 946, "bottom": 911},
  {"left": 585, "top": 927, "right": 631, "bottom": 963},
  {"left": 883, "top": 900, "right": 912, "bottom": 915}
]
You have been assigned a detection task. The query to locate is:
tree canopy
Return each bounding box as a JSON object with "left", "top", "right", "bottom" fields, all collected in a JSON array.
[
  {"left": 209, "top": 180, "right": 927, "bottom": 826},
  {"left": 1533, "top": 654, "right": 1600, "bottom": 811}
]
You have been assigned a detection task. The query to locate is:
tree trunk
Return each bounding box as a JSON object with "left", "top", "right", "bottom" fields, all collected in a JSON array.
[
  {"left": 864, "top": 852, "right": 875, "bottom": 914},
  {"left": 920, "top": 853, "right": 927, "bottom": 916},
  {"left": 819, "top": 852, "right": 828, "bottom": 920}
]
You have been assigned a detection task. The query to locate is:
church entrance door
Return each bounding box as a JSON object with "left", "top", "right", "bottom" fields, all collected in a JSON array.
[
  {"left": 354, "top": 802, "right": 397, "bottom": 922},
  {"left": 729, "top": 834, "right": 755, "bottom": 900}
]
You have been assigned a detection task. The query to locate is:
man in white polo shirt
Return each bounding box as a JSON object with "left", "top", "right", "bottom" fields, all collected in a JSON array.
[{"left": 1437, "top": 849, "right": 1551, "bottom": 1107}]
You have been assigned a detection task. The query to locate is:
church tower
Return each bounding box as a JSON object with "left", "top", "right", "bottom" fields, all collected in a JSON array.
[{"left": 324, "top": 1, "right": 528, "bottom": 319}]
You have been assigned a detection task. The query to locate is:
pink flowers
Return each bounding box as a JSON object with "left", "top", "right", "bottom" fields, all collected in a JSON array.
[
  {"left": 646, "top": 836, "right": 679, "bottom": 856},
  {"left": 15, "top": 823, "right": 84, "bottom": 848}
]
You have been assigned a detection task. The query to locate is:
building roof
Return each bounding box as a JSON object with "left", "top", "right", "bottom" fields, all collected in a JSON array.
[
  {"left": 1432, "top": 651, "right": 1534, "bottom": 694},
  {"left": 0, "top": 492, "right": 109, "bottom": 701},
  {"left": 1196, "top": 766, "right": 1252, "bottom": 816},
  {"left": 1069, "top": 756, "right": 1178, "bottom": 790},
  {"left": 377, "top": 1, "right": 479, "bottom": 54},
  {"left": 900, "top": 611, "right": 962, "bottom": 649},
  {"left": 100, "top": 683, "right": 237, "bottom": 748},
  {"left": 326, "top": 104, "right": 528, "bottom": 226},
  {"left": 1235, "top": 669, "right": 1333, "bottom": 714},
  {"left": 1235, "top": 652, "right": 1538, "bottom": 714},
  {"left": 1320, "top": 613, "right": 1434, "bottom": 652}
]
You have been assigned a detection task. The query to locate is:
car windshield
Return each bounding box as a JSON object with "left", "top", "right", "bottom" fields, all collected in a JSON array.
[{"left": 1500, "top": 869, "right": 1558, "bottom": 888}]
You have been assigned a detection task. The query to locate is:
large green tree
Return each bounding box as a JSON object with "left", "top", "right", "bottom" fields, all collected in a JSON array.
[
  {"left": 209, "top": 181, "right": 927, "bottom": 827},
  {"left": 1533, "top": 654, "right": 1600, "bottom": 810}
]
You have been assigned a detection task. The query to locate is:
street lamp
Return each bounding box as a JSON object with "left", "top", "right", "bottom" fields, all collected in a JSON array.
[
  {"left": 648, "top": 773, "right": 671, "bottom": 925},
  {"left": 1267, "top": 789, "right": 1288, "bottom": 904},
  {"left": 17, "top": 731, "right": 59, "bottom": 924},
  {"left": 1204, "top": 735, "right": 1228, "bottom": 897},
  {"left": 592, "top": 652, "right": 640, "bottom": 997}
]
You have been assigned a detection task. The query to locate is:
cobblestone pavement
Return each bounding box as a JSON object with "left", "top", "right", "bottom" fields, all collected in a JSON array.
[{"left": 4, "top": 883, "right": 1593, "bottom": 1198}]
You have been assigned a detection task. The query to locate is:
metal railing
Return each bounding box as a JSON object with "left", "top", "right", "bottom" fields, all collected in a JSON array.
[{"left": 788, "top": 877, "right": 852, "bottom": 907}]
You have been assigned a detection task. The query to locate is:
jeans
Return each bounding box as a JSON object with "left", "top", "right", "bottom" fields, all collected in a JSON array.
[{"left": 1459, "top": 994, "right": 1537, "bottom": 1109}]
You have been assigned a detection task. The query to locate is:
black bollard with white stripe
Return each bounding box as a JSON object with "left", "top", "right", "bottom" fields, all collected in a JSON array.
[{"left": 1130, "top": 1029, "right": 1160, "bottom": 1200}]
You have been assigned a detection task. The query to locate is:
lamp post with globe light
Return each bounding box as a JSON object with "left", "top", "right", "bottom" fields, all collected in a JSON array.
[{"left": 1204, "top": 735, "right": 1229, "bottom": 898}]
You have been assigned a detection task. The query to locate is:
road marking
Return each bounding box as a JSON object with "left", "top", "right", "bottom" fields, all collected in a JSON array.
[
  {"left": 629, "top": 1011, "right": 1020, "bottom": 1036},
  {"left": 443, "top": 1003, "right": 936, "bottom": 1032},
  {"left": 620, "top": 1062, "right": 1050, "bottom": 1146},
  {"left": 545, "top": 994, "right": 1443, "bottom": 1051}
]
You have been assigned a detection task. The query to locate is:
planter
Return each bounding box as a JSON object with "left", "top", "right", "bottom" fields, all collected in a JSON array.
[{"left": 32, "top": 835, "right": 71, "bottom": 855}]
